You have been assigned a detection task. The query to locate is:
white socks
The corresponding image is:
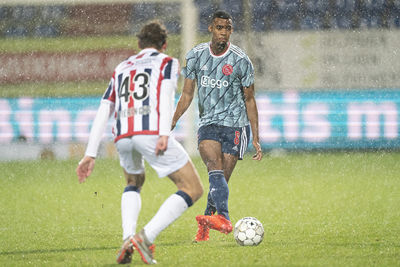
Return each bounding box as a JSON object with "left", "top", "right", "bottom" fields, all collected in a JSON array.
[
  {"left": 121, "top": 191, "right": 141, "bottom": 240},
  {"left": 143, "top": 193, "right": 189, "bottom": 243}
]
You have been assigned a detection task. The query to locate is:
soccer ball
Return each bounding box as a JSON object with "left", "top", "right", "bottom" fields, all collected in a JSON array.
[{"left": 233, "top": 217, "right": 264, "bottom": 246}]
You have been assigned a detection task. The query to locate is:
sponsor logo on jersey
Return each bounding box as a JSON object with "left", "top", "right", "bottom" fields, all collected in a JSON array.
[
  {"left": 201, "top": 75, "right": 229, "bottom": 89},
  {"left": 222, "top": 64, "right": 233, "bottom": 76},
  {"left": 117, "top": 105, "right": 151, "bottom": 118}
]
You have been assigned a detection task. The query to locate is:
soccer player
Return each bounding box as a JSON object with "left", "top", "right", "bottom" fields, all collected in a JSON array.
[
  {"left": 171, "top": 10, "right": 263, "bottom": 242},
  {"left": 76, "top": 21, "right": 203, "bottom": 265}
]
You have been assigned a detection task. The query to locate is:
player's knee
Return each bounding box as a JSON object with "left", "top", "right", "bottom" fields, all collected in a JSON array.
[
  {"left": 203, "top": 155, "right": 223, "bottom": 171},
  {"left": 181, "top": 177, "right": 203, "bottom": 203},
  {"left": 181, "top": 174, "right": 203, "bottom": 203},
  {"left": 205, "top": 160, "right": 219, "bottom": 171},
  {"left": 126, "top": 173, "right": 145, "bottom": 187},
  {"left": 170, "top": 160, "right": 203, "bottom": 202},
  {"left": 189, "top": 168, "right": 204, "bottom": 202}
]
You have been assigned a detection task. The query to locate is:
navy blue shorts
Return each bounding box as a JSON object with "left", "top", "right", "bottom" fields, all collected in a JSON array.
[{"left": 197, "top": 124, "right": 251, "bottom": 160}]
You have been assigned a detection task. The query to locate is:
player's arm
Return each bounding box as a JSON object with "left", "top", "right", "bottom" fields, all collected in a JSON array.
[
  {"left": 244, "top": 84, "right": 263, "bottom": 161},
  {"left": 171, "top": 77, "right": 196, "bottom": 130},
  {"left": 157, "top": 69, "right": 178, "bottom": 155},
  {"left": 76, "top": 100, "right": 114, "bottom": 183}
]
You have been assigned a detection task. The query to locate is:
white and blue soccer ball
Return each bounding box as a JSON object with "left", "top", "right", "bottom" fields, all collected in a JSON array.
[{"left": 233, "top": 217, "right": 264, "bottom": 246}]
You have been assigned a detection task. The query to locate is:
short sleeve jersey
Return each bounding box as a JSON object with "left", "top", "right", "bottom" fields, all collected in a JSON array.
[
  {"left": 182, "top": 42, "right": 254, "bottom": 127},
  {"left": 102, "top": 48, "right": 179, "bottom": 142}
]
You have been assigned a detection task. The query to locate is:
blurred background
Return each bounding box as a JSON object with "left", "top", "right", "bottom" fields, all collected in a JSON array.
[{"left": 1, "top": 0, "right": 400, "bottom": 160}]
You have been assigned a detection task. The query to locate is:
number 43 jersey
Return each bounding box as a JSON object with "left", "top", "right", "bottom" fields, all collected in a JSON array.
[{"left": 102, "top": 48, "right": 179, "bottom": 142}]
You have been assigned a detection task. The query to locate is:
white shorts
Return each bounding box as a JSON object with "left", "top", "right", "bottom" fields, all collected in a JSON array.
[{"left": 115, "top": 135, "right": 189, "bottom": 178}]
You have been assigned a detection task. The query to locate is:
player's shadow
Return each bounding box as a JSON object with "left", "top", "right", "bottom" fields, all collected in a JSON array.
[{"left": 0, "top": 246, "right": 119, "bottom": 256}]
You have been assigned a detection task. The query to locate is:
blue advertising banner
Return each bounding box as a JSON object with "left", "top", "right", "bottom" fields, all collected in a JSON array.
[
  {"left": 257, "top": 90, "right": 400, "bottom": 149},
  {"left": 0, "top": 97, "right": 101, "bottom": 143},
  {"left": 1, "top": 90, "right": 399, "bottom": 150}
]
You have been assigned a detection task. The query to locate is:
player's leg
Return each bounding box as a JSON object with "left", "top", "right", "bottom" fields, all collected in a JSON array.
[
  {"left": 201, "top": 151, "right": 238, "bottom": 216},
  {"left": 115, "top": 138, "right": 145, "bottom": 264},
  {"left": 198, "top": 139, "right": 231, "bottom": 220},
  {"left": 194, "top": 125, "right": 232, "bottom": 237},
  {"left": 199, "top": 139, "right": 221, "bottom": 216},
  {"left": 199, "top": 139, "right": 224, "bottom": 170},
  {"left": 117, "top": 172, "right": 144, "bottom": 264},
  {"left": 116, "top": 137, "right": 146, "bottom": 240},
  {"left": 121, "top": 171, "right": 144, "bottom": 240},
  {"left": 197, "top": 124, "right": 228, "bottom": 218},
  {"left": 142, "top": 159, "right": 203, "bottom": 241},
  {"left": 197, "top": 125, "right": 250, "bottom": 234},
  {"left": 167, "top": 159, "right": 203, "bottom": 202},
  {"left": 141, "top": 138, "right": 203, "bottom": 240},
  {"left": 167, "top": 160, "right": 208, "bottom": 242},
  {"left": 222, "top": 152, "right": 238, "bottom": 183},
  {"left": 131, "top": 160, "right": 202, "bottom": 264},
  {"left": 129, "top": 135, "right": 203, "bottom": 263},
  {"left": 221, "top": 125, "right": 250, "bottom": 184},
  {"left": 197, "top": 152, "right": 239, "bottom": 227}
]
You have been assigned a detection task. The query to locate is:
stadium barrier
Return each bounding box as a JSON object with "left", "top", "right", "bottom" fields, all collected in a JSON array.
[
  {"left": 1, "top": 90, "right": 399, "bottom": 160},
  {"left": 0, "top": 49, "right": 134, "bottom": 84}
]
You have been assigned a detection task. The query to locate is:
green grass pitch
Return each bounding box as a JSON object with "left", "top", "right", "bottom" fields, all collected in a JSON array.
[{"left": 1, "top": 152, "right": 399, "bottom": 266}]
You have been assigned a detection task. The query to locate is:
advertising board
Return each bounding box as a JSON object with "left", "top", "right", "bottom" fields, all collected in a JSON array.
[{"left": 1, "top": 90, "right": 399, "bottom": 155}]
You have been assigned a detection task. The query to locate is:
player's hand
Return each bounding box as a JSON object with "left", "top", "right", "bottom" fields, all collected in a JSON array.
[
  {"left": 155, "top": 135, "right": 169, "bottom": 156},
  {"left": 252, "top": 141, "right": 263, "bottom": 161},
  {"left": 76, "top": 156, "right": 95, "bottom": 183}
]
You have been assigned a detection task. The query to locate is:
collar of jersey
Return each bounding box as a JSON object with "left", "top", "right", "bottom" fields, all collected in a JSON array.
[
  {"left": 208, "top": 42, "right": 231, "bottom": 58},
  {"left": 138, "top": 47, "right": 159, "bottom": 56}
]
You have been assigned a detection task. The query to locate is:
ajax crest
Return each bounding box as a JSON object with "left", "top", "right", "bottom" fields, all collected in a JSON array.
[{"left": 222, "top": 64, "right": 233, "bottom": 76}]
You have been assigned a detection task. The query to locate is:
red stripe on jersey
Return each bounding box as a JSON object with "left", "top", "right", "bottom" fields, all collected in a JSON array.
[
  {"left": 136, "top": 53, "right": 145, "bottom": 59},
  {"left": 108, "top": 71, "right": 116, "bottom": 102},
  {"left": 128, "top": 69, "right": 136, "bottom": 133},
  {"left": 156, "top": 57, "right": 173, "bottom": 132}
]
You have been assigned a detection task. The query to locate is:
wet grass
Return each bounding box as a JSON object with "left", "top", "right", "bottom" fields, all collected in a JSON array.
[{"left": 1, "top": 152, "right": 399, "bottom": 266}]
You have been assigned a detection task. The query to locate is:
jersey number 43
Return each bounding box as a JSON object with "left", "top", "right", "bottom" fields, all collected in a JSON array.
[{"left": 118, "top": 72, "right": 150, "bottom": 103}]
